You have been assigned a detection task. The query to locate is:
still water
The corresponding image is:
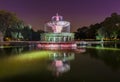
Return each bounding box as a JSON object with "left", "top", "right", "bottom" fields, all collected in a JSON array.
[{"left": 0, "top": 43, "right": 120, "bottom": 82}]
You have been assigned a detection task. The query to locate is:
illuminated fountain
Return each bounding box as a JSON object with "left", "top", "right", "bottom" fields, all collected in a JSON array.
[
  {"left": 39, "top": 13, "right": 76, "bottom": 49},
  {"left": 45, "top": 13, "right": 70, "bottom": 33}
]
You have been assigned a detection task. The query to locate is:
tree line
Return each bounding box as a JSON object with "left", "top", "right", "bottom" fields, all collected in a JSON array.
[
  {"left": 0, "top": 10, "right": 120, "bottom": 41},
  {"left": 0, "top": 10, "right": 44, "bottom": 41},
  {"left": 74, "top": 13, "right": 120, "bottom": 41}
]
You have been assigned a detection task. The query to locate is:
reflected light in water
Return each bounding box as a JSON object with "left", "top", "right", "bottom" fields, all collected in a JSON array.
[
  {"left": 88, "top": 46, "right": 120, "bottom": 51},
  {"left": 0, "top": 50, "right": 54, "bottom": 79},
  {"left": 48, "top": 52, "right": 74, "bottom": 77}
]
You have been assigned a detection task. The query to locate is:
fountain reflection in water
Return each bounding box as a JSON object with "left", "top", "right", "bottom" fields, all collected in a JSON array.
[{"left": 48, "top": 52, "right": 75, "bottom": 77}]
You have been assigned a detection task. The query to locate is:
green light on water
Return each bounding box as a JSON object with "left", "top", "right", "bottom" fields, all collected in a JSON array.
[
  {"left": 12, "top": 50, "right": 53, "bottom": 60},
  {"left": 87, "top": 46, "right": 120, "bottom": 51},
  {"left": 0, "top": 50, "right": 54, "bottom": 79}
]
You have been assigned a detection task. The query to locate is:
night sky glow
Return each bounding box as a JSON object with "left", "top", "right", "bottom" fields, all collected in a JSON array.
[{"left": 0, "top": 0, "right": 120, "bottom": 32}]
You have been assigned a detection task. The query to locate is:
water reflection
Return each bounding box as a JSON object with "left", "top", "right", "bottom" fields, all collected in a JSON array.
[
  {"left": 0, "top": 47, "right": 25, "bottom": 56},
  {"left": 48, "top": 52, "right": 75, "bottom": 77},
  {"left": 86, "top": 48, "right": 120, "bottom": 71},
  {"left": 75, "top": 47, "right": 86, "bottom": 53},
  {"left": 90, "top": 42, "right": 120, "bottom": 48},
  {"left": 0, "top": 43, "right": 120, "bottom": 81},
  {"left": 0, "top": 45, "right": 37, "bottom": 57}
]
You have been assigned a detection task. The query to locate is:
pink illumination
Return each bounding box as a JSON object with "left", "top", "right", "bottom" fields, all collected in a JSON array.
[
  {"left": 52, "top": 13, "right": 63, "bottom": 21},
  {"left": 50, "top": 60, "right": 70, "bottom": 77},
  {"left": 37, "top": 43, "right": 77, "bottom": 49},
  {"left": 55, "top": 60, "right": 63, "bottom": 67},
  {"left": 51, "top": 25, "right": 62, "bottom": 33},
  {"left": 75, "top": 48, "right": 86, "bottom": 53},
  {"left": 37, "top": 44, "right": 42, "bottom": 47},
  {"left": 55, "top": 14, "right": 60, "bottom": 21},
  {"left": 46, "top": 13, "right": 70, "bottom": 33}
]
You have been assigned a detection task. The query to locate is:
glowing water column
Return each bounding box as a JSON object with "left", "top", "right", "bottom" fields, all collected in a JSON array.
[{"left": 45, "top": 13, "right": 70, "bottom": 33}]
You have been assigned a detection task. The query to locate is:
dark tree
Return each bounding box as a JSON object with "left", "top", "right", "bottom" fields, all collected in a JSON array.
[
  {"left": 101, "top": 12, "right": 120, "bottom": 39},
  {"left": 0, "top": 10, "right": 24, "bottom": 41}
]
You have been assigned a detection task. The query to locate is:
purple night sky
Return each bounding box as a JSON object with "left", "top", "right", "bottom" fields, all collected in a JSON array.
[{"left": 0, "top": 0, "right": 120, "bottom": 32}]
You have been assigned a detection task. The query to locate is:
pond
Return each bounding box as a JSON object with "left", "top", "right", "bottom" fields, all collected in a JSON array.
[{"left": 0, "top": 43, "right": 120, "bottom": 82}]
